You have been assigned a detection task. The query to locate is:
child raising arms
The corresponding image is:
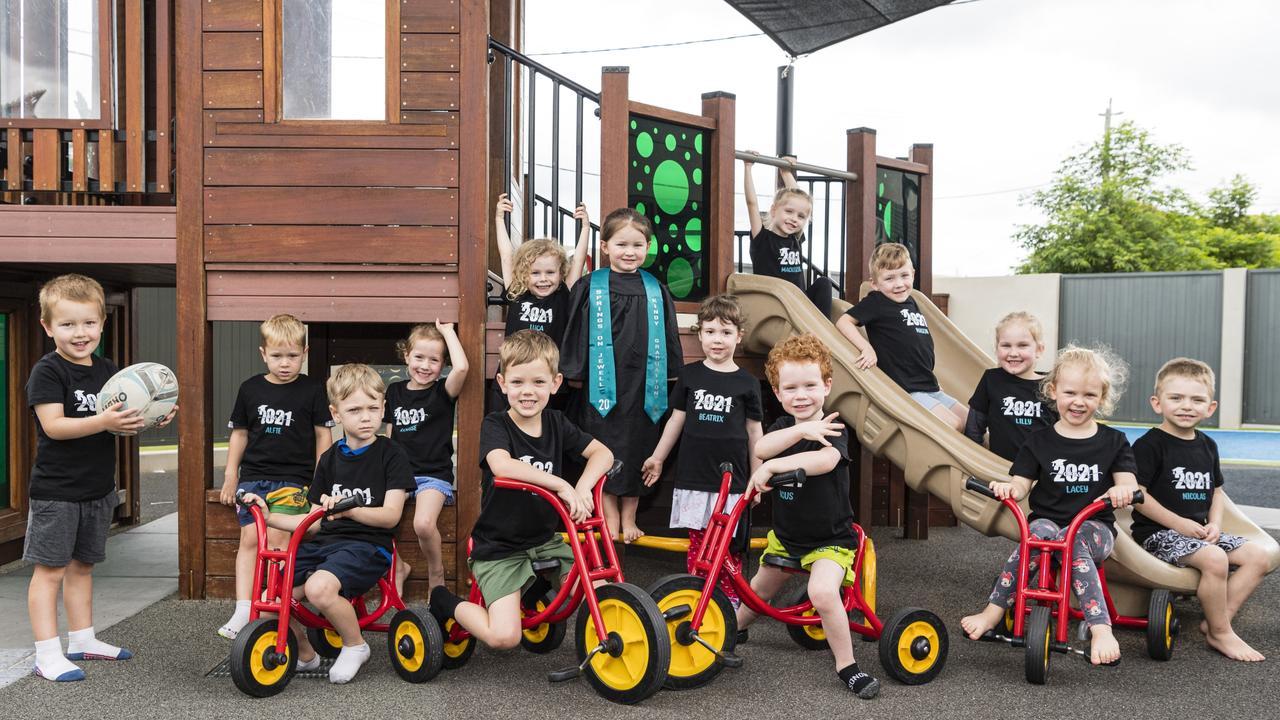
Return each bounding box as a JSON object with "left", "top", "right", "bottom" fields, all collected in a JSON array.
[
  {"left": 960, "top": 346, "right": 1138, "bottom": 665},
  {"left": 494, "top": 193, "right": 591, "bottom": 347},
  {"left": 964, "top": 312, "right": 1056, "bottom": 461},
  {"left": 561, "top": 208, "right": 683, "bottom": 543},
  {"left": 642, "top": 295, "right": 764, "bottom": 605},
  {"left": 384, "top": 321, "right": 468, "bottom": 594},
  {"left": 743, "top": 152, "right": 835, "bottom": 318}
]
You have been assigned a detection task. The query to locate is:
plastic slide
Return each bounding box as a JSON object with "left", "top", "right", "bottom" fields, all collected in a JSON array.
[{"left": 728, "top": 273, "right": 1280, "bottom": 615}]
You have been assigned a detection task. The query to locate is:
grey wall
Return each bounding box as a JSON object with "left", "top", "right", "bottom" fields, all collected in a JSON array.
[
  {"left": 1244, "top": 269, "right": 1280, "bottom": 425},
  {"left": 135, "top": 288, "right": 260, "bottom": 445},
  {"left": 1059, "top": 272, "right": 1223, "bottom": 423}
]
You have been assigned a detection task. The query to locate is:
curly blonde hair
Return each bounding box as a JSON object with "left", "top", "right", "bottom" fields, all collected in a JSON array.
[
  {"left": 507, "top": 239, "right": 569, "bottom": 300},
  {"left": 1041, "top": 344, "right": 1128, "bottom": 418},
  {"left": 765, "top": 334, "right": 833, "bottom": 388}
]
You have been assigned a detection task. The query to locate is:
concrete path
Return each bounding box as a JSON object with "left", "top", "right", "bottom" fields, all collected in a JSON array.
[{"left": 0, "top": 512, "right": 178, "bottom": 688}]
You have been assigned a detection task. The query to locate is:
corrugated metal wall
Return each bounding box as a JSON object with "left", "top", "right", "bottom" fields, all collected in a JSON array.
[
  {"left": 1244, "top": 269, "right": 1280, "bottom": 425},
  {"left": 136, "top": 288, "right": 260, "bottom": 446},
  {"left": 1059, "top": 272, "right": 1223, "bottom": 423}
]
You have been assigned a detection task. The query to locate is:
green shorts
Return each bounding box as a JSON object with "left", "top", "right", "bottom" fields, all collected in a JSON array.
[
  {"left": 760, "top": 531, "right": 857, "bottom": 587},
  {"left": 469, "top": 536, "right": 575, "bottom": 604}
]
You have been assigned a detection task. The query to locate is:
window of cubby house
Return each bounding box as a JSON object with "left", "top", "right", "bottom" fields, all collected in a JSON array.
[
  {"left": 0, "top": 0, "right": 109, "bottom": 123},
  {"left": 280, "top": 0, "right": 386, "bottom": 121}
]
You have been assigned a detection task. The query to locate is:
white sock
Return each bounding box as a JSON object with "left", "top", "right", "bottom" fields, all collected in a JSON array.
[
  {"left": 328, "top": 643, "right": 370, "bottom": 684},
  {"left": 218, "top": 600, "right": 252, "bottom": 639},
  {"left": 296, "top": 654, "right": 322, "bottom": 672},
  {"left": 33, "top": 638, "right": 84, "bottom": 682},
  {"left": 67, "top": 627, "right": 133, "bottom": 660}
]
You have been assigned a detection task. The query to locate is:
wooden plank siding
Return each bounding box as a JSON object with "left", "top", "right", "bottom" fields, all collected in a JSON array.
[
  {"left": 0, "top": 206, "right": 176, "bottom": 264},
  {"left": 182, "top": 0, "right": 476, "bottom": 597}
]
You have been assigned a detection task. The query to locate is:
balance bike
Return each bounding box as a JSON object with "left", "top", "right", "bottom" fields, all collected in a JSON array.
[
  {"left": 230, "top": 495, "right": 443, "bottom": 697},
  {"left": 439, "top": 461, "right": 672, "bottom": 705},
  {"left": 964, "top": 479, "right": 1177, "bottom": 684},
  {"left": 649, "top": 463, "right": 949, "bottom": 690}
]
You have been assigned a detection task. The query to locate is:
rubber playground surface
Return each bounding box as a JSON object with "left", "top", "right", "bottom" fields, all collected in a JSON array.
[
  {"left": 1115, "top": 424, "right": 1280, "bottom": 465},
  {"left": 2, "top": 524, "right": 1276, "bottom": 719}
]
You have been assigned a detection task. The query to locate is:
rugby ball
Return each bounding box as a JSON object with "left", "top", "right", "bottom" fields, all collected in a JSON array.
[{"left": 97, "top": 362, "right": 179, "bottom": 436}]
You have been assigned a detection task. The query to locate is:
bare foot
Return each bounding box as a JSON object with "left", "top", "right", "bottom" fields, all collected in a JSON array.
[
  {"left": 622, "top": 524, "right": 645, "bottom": 544},
  {"left": 395, "top": 560, "right": 412, "bottom": 598},
  {"left": 1206, "top": 630, "right": 1266, "bottom": 662},
  {"left": 1089, "top": 625, "right": 1120, "bottom": 665},
  {"left": 960, "top": 605, "right": 1005, "bottom": 641}
]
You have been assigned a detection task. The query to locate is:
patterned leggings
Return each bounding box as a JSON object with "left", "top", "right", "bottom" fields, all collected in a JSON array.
[
  {"left": 688, "top": 529, "right": 741, "bottom": 607},
  {"left": 988, "top": 519, "right": 1116, "bottom": 627}
]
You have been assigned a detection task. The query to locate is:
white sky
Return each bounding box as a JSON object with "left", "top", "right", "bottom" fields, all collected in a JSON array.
[{"left": 526, "top": 0, "right": 1280, "bottom": 276}]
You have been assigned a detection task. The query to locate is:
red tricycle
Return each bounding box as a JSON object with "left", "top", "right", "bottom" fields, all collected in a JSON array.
[
  {"left": 647, "top": 463, "right": 949, "bottom": 690},
  {"left": 964, "top": 478, "right": 1177, "bottom": 684},
  {"left": 229, "top": 494, "right": 443, "bottom": 697},
  {"left": 439, "top": 461, "right": 672, "bottom": 705}
]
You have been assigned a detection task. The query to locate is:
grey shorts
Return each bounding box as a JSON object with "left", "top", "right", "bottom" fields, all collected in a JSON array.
[
  {"left": 22, "top": 493, "right": 118, "bottom": 567},
  {"left": 910, "top": 390, "right": 961, "bottom": 412},
  {"left": 1141, "top": 529, "right": 1248, "bottom": 567}
]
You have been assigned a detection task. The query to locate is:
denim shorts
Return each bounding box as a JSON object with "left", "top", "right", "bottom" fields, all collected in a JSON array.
[
  {"left": 910, "top": 390, "right": 961, "bottom": 412},
  {"left": 236, "top": 479, "right": 309, "bottom": 527},
  {"left": 413, "top": 476, "right": 456, "bottom": 505}
]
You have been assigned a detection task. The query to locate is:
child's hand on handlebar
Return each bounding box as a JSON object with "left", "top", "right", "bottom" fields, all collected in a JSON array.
[
  {"left": 319, "top": 494, "right": 354, "bottom": 520},
  {"left": 1104, "top": 485, "right": 1136, "bottom": 509},
  {"left": 574, "top": 480, "right": 596, "bottom": 517},
  {"left": 795, "top": 412, "right": 842, "bottom": 447},
  {"left": 748, "top": 465, "right": 774, "bottom": 495},
  {"left": 557, "top": 482, "right": 591, "bottom": 524},
  {"left": 239, "top": 492, "right": 267, "bottom": 511},
  {"left": 989, "top": 481, "right": 1017, "bottom": 501}
]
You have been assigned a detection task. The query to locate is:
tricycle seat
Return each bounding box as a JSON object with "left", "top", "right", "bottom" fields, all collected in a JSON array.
[
  {"left": 531, "top": 558, "right": 562, "bottom": 574},
  {"left": 762, "top": 554, "right": 806, "bottom": 572}
]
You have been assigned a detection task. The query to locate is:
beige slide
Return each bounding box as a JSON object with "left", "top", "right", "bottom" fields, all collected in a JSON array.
[{"left": 728, "top": 272, "right": 1280, "bottom": 616}]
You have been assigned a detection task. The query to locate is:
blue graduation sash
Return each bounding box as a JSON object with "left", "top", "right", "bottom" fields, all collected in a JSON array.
[{"left": 587, "top": 269, "right": 667, "bottom": 422}]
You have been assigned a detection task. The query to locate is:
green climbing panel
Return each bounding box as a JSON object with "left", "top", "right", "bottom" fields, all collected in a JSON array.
[{"left": 875, "top": 168, "right": 923, "bottom": 287}]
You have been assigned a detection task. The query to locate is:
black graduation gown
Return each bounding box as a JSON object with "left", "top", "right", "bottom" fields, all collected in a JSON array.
[{"left": 561, "top": 271, "right": 683, "bottom": 496}]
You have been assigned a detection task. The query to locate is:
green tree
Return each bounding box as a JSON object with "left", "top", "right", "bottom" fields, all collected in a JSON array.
[{"left": 1015, "top": 123, "right": 1278, "bottom": 273}]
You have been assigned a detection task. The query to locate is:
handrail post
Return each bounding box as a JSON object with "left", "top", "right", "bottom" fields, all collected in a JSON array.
[
  {"left": 599, "top": 67, "right": 630, "bottom": 219},
  {"left": 702, "top": 91, "right": 735, "bottom": 297},
  {"left": 846, "top": 127, "right": 877, "bottom": 529},
  {"left": 911, "top": 143, "right": 934, "bottom": 297}
]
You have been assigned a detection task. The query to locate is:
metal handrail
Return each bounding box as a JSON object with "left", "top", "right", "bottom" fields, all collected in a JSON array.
[
  {"left": 488, "top": 38, "right": 600, "bottom": 101},
  {"left": 735, "top": 150, "right": 858, "bottom": 182}
]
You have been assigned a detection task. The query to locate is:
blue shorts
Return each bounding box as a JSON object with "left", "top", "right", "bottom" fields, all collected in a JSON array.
[
  {"left": 236, "top": 479, "right": 309, "bottom": 527},
  {"left": 910, "top": 390, "right": 961, "bottom": 412},
  {"left": 293, "top": 540, "right": 392, "bottom": 598},
  {"left": 413, "top": 476, "right": 456, "bottom": 505}
]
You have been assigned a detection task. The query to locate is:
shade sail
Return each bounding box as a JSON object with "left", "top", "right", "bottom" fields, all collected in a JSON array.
[{"left": 724, "top": 0, "right": 955, "bottom": 56}]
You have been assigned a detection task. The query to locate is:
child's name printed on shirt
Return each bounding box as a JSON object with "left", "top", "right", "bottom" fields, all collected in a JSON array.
[
  {"left": 257, "top": 404, "right": 294, "bottom": 434},
  {"left": 693, "top": 389, "right": 734, "bottom": 423},
  {"left": 392, "top": 406, "right": 428, "bottom": 431},
  {"left": 1050, "top": 459, "right": 1101, "bottom": 492},
  {"left": 899, "top": 307, "right": 930, "bottom": 334},
  {"left": 1171, "top": 466, "right": 1212, "bottom": 500},
  {"left": 1001, "top": 396, "right": 1046, "bottom": 426},
  {"left": 518, "top": 301, "right": 555, "bottom": 330}
]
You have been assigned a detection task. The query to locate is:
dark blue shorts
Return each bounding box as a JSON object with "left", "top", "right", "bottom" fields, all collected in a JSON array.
[{"left": 292, "top": 540, "right": 392, "bottom": 598}]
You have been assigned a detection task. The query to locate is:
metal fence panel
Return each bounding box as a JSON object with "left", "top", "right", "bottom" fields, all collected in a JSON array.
[
  {"left": 1244, "top": 269, "right": 1280, "bottom": 425},
  {"left": 1059, "top": 272, "right": 1223, "bottom": 424},
  {"left": 136, "top": 288, "right": 178, "bottom": 446}
]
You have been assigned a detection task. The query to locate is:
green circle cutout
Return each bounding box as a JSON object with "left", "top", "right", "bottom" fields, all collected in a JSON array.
[
  {"left": 636, "top": 181, "right": 644, "bottom": 191},
  {"left": 692, "top": 168, "right": 702, "bottom": 186},
  {"left": 644, "top": 165, "right": 651, "bottom": 175},
  {"left": 665, "top": 134, "right": 677, "bottom": 152},
  {"left": 684, "top": 151, "right": 691, "bottom": 161},
  {"left": 667, "top": 257, "right": 695, "bottom": 298},
  {"left": 694, "top": 133, "right": 703, "bottom": 154},
  {"left": 653, "top": 160, "right": 689, "bottom": 215},
  {"left": 630, "top": 120, "right": 637, "bottom": 130},
  {"left": 636, "top": 201, "right": 647, "bottom": 216},
  {"left": 644, "top": 234, "right": 658, "bottom": 268},
  {"left": 636, "top": 132, "right": 654, "bottom": 158},
  {"left": 685, "top": 218, "right": 702, "bottom": 251},
  {"left": 668, "top": 222, "right": 678, "bottom": 238}
]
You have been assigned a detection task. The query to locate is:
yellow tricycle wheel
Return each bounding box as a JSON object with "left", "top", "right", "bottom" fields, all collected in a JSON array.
[
  {"left": 440, "top": 617, "right": 476, "bottom": 669},
  {"left": 575, "top": 582, "right": 670, "bottom": 704},
  {"left": 878, "top": 607, "right": 949, "bottom": 685},
  {"left": 230, "top": 618, "right": 298, "bottom": 697},
  {"left": 388, "top": 609, "right": 444, "bottom": 682},
  {"left": 647, "top": 573, "right": 737, "bottom": 689}
]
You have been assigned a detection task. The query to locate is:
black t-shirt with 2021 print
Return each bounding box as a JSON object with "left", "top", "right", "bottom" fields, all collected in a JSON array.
[
  {"left": 306, "top": 437, "right": 415, "bottom": 551},
  {"left": 967, "top": 368, "right": 1057, "bottom": 461},
  {"left": 1010, "top": 424, "right": 1137, "bottom": 534},
  {"left": 383, "top": 379, "right": 457, "bottom": 482},
  {"left": 766, "top": 415, "right": 856, "bottom": 555},
  {"left": 26, "top": 352, "right": 119, "bottom": 502},
  {"left": 504, "top": 285, "right": 571, "bottom": 347},
  {"left": 670, "top": 362, "right": 763, "bottom": 493},
  {"left": 229, "top": 374, "right": 332, "bottom": 485},
  {"left": 470, "top": 409, "right": 594, "bottom": 562},
  {"left": 1129, "top": 428, "right": 1225, "bottom": 545},
  {"left": 750, "top": 228, "right": 808, "bottom": 292},
  {"left": 846, "top": 291, "right": 938, "bottom": 393}
]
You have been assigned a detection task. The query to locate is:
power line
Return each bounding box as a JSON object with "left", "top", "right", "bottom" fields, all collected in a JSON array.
[
  {"left": 528, "top": 32, "right": 766, "bottom": 57},
  {"left": 936, "top": 183, "right": 1049, "bottom": 200}
]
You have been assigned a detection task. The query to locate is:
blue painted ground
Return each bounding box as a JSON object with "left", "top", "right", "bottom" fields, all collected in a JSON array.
[{"left": 1115, "top": 424, "right": 1280, "bottom": 464}]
